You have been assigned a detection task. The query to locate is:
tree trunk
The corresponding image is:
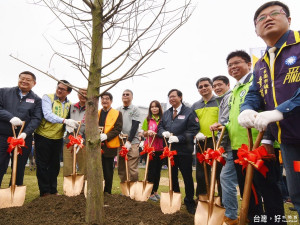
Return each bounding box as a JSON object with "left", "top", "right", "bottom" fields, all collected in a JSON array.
[{"left": 85, "top": 1, "right": 104, "bottom": 224}]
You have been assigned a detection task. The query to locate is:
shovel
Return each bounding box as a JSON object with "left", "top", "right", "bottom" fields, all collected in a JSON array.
[
  {"left": 119, "top": 134, "right": 136, "bottom": 199},
  {"left": 0, "top": 122, "right": 26, "bottom": 209},
  {"left": 238, "top": 129, "right": 264, "bottom": 225},
  {"left": 195, "top": 126, "right": 226, "bottom": 225},
  {"left": 134, "top": 135, "right": 156, "bottom": 201},
  {"left": 197, "top": 137, "right": 210, "bottom": 201},
  {"left": 63, "top": 122, "right": 84, "bottom": 196},
  {"left": 160, "top": 136, "right": 182, "bottom": 214}
]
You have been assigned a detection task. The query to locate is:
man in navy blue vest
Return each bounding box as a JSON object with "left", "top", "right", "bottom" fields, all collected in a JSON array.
[{"left": 239, "top": 1, "right": 300, "bottom": 218}]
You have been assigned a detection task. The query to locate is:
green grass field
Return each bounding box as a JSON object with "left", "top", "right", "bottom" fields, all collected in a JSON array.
[{"left": 1, "top": 166, "right": 299, "bottom": 224}]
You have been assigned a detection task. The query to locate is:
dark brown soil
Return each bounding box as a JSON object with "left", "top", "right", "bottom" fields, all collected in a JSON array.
[{"left": 0, "top": 194, "right": 194, "bottom": 225}]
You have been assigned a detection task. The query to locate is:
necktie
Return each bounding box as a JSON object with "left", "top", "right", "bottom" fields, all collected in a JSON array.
[
  {"left": 268, "top": 47, "right": 276, "bottom": 74},
  {"left": 173, "top": 109, "right": 177, "bottom": 120}
]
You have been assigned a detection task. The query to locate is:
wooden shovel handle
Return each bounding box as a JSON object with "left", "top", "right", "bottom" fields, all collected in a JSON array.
[
  {"left": 144, "top": 134, "right": 156, "bottom": 181},
  {"left": 11, "top": 122, "right": 26, "bottom": 190},
  {"left": 239, "top": 130, "right": 264, "bottom": 225}
]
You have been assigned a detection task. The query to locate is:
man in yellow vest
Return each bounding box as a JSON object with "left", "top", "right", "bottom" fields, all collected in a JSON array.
[
  {"left": 35, "top": 80, "right": 78, "bottom": 196},
  {"left": 99, "top": 92, "right": 122, "bottom": 194}
]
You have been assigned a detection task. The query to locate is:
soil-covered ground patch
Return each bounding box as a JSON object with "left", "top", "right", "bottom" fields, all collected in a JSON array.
[{"left": 0, "top": 193, "right": 194, "bottom": 225}]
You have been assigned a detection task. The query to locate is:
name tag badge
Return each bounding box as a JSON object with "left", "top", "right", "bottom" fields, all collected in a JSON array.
[
  {"left": 26, "top": 98, "right": 35, "bottom": 103},
  {"left": 178, "top": 115, "right": 185, "bottom": 120}
]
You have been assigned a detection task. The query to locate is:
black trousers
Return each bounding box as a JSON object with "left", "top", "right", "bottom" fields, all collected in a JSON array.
[
  {"left": 35, "top": 133, "right": 63, "bottom": 196},
  {"left": 147, "top": 151, "right": 162, "bottom": 194},
  {"left": 172, "top": 154, "right": 195, "bottom": 206},
  {"left": 0, "top": 135, "right": 32, "bottom": 187},
  {"left": 232, "top": 150, "right": 286, "bottom": 225},
  {"left": 195, "top": 137, "right": 222, "bottom": 199},
  {"left": 102, "top": 155, "right": 114, "bottom": 194}
]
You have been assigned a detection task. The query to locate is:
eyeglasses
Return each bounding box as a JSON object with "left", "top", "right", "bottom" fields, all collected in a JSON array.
[
  {"left": 228, "top": 60, "right": 246, "bottom": 68},
  {"left": 101, "top": 97, "right": 111, "bottom": 101},
  {"left": 57, "top": 87, "right": 68, "bottom": 92},
  {"left": 122, "top": 93, "right": 130, "bottom": 96},
  {"left": 198, "top": 84, "right": 211, "bottom": 89},
  {"left": 255, "top": 9, "right": 286, "bottom": 25},
  {"left": 213, "top": 83, "right": 224, "bottom": 88}
]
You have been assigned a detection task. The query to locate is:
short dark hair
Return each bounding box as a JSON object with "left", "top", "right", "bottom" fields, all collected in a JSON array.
[
  {"left": 226, "top": 50, "right": 251, "bottom": 65},
  {"left": 195, "top": 77, "right": 213, "bottom": 88},
  {"left": 58, "top": 80, "right": 72, "bottom": 93},
  {"left": 254, "top": 1, "right": 290, "bottom": 25},
  {"left": 123, "top": 89, "right": 133, "bottom": 95},
  {"left": 19, "top": 71, "right": 36, "bottom": 81},
  {"left": 212, "top": 75, "right": 230, "bottom": 85},
  {"left": 101, "top": 92, "right": 113, "bottom": 101},
  {"left": 168, "top": 89, "right": 183, "bottom": 102}
]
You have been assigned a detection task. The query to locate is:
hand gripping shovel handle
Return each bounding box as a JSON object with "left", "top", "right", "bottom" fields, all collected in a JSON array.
[
  {"left": 11, "top": 122, "right": 25, "bottom": 191},
  {"left": 239, "top": 129, "right": 264, "bottom": 225}
]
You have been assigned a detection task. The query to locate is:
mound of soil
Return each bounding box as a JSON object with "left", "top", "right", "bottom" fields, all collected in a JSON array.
[{"left": 0, "top": 194, "right": 194, "bottom": 225}]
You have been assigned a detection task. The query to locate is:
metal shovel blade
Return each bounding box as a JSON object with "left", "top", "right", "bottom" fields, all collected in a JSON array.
[
  {"left": 195, "top": 200, "right": 209, "bottom": 225},
  {"left": 0, "top": 185, "right": 26, "bottom": 208},
  {"left": 63, "top": 174, "right": 84, "bottom": 197},
  {"left": 195, "top": 199, "right": 225, "bottom": 225},
  {"left": 160, "top": 191, "right": 182, "bottom": 214},
  {"left": 120, "top": 181, "right": 136, "bottom": 199},
  {"left": 134, "top": 181, "right": 153, "bottom": 201}
]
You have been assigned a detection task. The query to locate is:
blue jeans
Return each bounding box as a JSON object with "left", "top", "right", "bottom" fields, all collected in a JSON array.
[
  {"left": 220, "top": 150, "right": 238, "bottom": 220},
  {"left": 280, "top": 143, "right": 300, "bottom": 217}
]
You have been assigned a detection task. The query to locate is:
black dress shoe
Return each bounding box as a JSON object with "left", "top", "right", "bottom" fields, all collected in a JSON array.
[{"left": 186, "top": 205, "right": 196, "bottom": 215}]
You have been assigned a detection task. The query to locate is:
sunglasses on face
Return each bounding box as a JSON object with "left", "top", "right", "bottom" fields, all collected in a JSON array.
[{"left": 198, "top": 84, "right": 211, "bottom": 89}]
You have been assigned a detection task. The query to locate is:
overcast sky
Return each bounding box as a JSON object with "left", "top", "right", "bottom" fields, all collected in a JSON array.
[{"left": 1, "top": 0, "right": 300, "bottom": 109}]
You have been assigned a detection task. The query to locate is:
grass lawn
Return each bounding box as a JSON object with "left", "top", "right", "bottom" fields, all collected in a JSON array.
[{"left": 1, "top": 166, "right": 299, "bottom": 224}]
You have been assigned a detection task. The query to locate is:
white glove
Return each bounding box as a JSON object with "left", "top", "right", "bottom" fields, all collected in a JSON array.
[
  {"left": 18, "top": 133, "right": 27, "bottom": 140},
  {"left": 66, "top": 125, "right": 75, "bottom": 133},
  {"left": 162, "top": 131, "right": 171, "bottom": 138},
  {"left": 254, "top": 110, "right": 284, "bottom": 132},
  {"left": 196, "top": 132, "right": 206, "bottom": 141},
  {"left": 238, "top": 109, "right": 258, "bottom": 128},
  {"left": 10, "top": 117, "right": 23, "bottom": 126},
  {"left": 100, "top": 133, "right": 107, "bottom": 142},
  {"left": 64, "top": 119, "right": 79, "bottom": 129},
  {"left": 168, "top": 136, "right": 179, "bottom": 143},
  {"left": 125, "top": 141, "right": 131, "bottom": 150}
]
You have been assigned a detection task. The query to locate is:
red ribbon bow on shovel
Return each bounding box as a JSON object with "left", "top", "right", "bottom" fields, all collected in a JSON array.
[
  {"left": 202, "top": 147, "right": 226, "bottom": 166},
  {"left": 160, "top": 146, "right": 177, "bottom": 166},
  {"left": 119, "top": 146, "right": 129, "bottom": 161},
  {"left": 196, "top": 152, "right": 205, "bottom": 164},
  {"left": 7, "top": 137, "right": 27, "bottom": 155},
  {"left": 66, "top": 134, "right": 84, "bottom": 150},
  {"left": 140, "top": 143, "right": 155, "bottom": 161},
  {"left": 234, "top": 144, "right": 269, "bottom": 178}
]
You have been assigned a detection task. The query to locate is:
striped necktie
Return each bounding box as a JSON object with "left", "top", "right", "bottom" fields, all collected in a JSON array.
[
  {"left": 268, "top": 47, "right": 276, "bottom": 74},
  {"left": 173, "top": 109, "right": 177, "bottom": 120}
]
